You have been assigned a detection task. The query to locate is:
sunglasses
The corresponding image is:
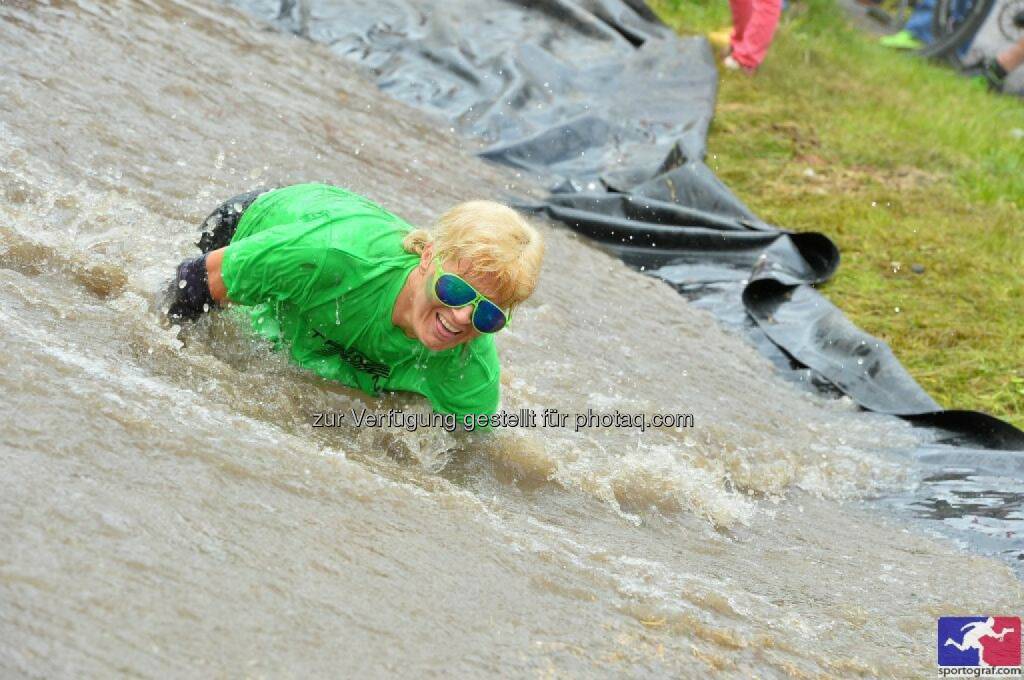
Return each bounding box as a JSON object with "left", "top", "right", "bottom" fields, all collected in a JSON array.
[{"left": 431, "top": 259, "right": 510, "bottom": 334}]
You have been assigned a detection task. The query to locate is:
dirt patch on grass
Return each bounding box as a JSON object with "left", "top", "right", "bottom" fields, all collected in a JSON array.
[{"left": 766, "top": 157, "right": 944, "bottom": 197}]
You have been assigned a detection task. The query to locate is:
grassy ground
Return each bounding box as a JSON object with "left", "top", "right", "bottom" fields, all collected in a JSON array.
[{"left": 650, "top": 0, "right": 1024, "bottom": 428}]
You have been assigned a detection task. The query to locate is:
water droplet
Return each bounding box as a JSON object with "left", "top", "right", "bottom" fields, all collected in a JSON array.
[{"left": 178, "top": 279, "right": 187, "bottom": 289}]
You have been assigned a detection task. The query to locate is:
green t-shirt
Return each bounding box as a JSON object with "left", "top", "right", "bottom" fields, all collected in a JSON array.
[{"left": 220, "top": 183, "right": 500, "bottom": 418}]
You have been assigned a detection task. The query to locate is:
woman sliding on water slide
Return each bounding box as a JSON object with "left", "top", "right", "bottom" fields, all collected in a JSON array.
[{"left": 163, "top": 183, "right": 544, "bottom": 420}]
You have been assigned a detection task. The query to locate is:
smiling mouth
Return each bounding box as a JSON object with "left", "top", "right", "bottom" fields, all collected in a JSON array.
[{"left": 436, "top": 312, "right": 463, "bottom": 338}]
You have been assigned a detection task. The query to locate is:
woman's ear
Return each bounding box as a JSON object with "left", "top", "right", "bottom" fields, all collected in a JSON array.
[{"left": 418, "top": 242, "right": 434, "bottom": 271}]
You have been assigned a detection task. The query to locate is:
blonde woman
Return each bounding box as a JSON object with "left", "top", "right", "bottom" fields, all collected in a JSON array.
[{"left": 165, "top": 183, "right": 544, "bottom": 418}]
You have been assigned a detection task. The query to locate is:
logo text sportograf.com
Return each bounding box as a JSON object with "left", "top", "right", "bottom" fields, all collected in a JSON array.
[{"left": 938, "top": 616, "right": 1022, "bottom": 677}]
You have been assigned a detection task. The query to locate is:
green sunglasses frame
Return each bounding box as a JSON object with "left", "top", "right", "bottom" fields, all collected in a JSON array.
[{"left": 430, "top": 259, "right": 512, "bottom": 334}]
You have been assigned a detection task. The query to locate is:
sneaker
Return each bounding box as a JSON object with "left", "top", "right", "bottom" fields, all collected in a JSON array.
[
  {"left": 879, "top": 30, "right": 924, "bottom": 50},
  {"left": 723, "top": 55, "right": 757, "bottom": 74}
]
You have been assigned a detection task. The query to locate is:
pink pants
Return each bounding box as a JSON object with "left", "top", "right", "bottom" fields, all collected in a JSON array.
[{"left": 729, "top": 0, "right": 782, "bottom": 69}]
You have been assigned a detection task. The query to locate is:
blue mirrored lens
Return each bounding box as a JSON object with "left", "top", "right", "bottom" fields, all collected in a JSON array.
[
  {"left": 435, "top": 274, "right": 477, "bottom": 307},
  {"left": 472, "top": 299, "right": 507, "bottom": 333}
]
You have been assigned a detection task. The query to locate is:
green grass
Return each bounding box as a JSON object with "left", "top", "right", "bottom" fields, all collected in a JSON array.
[{"left": 649, "top": 0, "right": 1024, "bottom": 428}]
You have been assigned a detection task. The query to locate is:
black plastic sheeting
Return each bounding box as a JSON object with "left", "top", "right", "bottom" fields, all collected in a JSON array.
[{"left": 224, "top": 0, "right": 1024, "bottom": 451}]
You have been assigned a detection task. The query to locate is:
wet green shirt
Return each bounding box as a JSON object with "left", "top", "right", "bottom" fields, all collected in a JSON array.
[{"left": 220, "top": 184, "right": 500, "bottom": 418}]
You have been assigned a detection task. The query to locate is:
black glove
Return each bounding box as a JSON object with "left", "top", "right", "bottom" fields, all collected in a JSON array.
[{"left": 164, "top": 253, "right": 217, "bottom": 323}]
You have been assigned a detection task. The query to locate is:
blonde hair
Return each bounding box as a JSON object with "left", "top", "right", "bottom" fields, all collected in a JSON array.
[{"left": 403, "top": 200, "right": 544, "bottom": 308}]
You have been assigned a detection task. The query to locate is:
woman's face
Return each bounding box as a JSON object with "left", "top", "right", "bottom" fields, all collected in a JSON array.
[{"left": 408, "top": 246, "right": 505, "bottom": 352}]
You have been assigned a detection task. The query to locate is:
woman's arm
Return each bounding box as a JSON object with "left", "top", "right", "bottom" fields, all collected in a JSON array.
[
  {"left": 165, "top": 220, "right": 323, "bottom": 323},
  {"left": 215, "top": 221, "right": 326, "bottom": 308},
  {"left": 206, "top": 247, "right": 229, "bottom": 303}
]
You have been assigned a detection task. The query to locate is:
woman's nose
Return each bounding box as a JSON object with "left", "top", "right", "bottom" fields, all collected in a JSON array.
[{"left": 452, "top": 304, "right": 474, "bottom": 326}]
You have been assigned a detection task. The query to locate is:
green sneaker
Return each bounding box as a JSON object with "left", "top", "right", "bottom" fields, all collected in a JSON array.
[{"left": 879, "top": 30, "right": 924, "bottom": 50}]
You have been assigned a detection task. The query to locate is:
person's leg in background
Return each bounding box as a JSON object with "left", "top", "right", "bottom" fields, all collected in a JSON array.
[
  {"left": 728, "top": 0, "right": 754, "bottom": 56},
  {"left": 999, "top": 36, "right": 1024, "bottom": 71},
  {"left": 727, "top": 0, "right": 782, "bottom": 71},
  {"left": 990, "top": 35, "right": 1024, "bottom": 87},
  {"left": 880, "top": 0, "right": 934, "bottom": 49},
  {"left": 904, "top": 0, "right": 935, "bottom": 44}
]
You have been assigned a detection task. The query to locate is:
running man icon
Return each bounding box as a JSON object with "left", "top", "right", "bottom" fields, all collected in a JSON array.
[
  {"left": 945, "top": 618, "right": 1013, "bottom": 666},
  {"left": 938, "top": 616, "right": 1022, "bottom": 668}
]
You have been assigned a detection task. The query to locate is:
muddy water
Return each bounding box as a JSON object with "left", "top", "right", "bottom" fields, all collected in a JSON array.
[{"left": 0, "top": 1, "right": 1020, "bottom": 677}]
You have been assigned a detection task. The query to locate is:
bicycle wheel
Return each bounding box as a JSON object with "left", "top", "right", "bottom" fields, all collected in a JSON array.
[
  {"left": 995, "top": 0, "right": 1024, "bottom": 42},
  {"left": 919, "top": 0, "right": 996, "bottom": 59}
]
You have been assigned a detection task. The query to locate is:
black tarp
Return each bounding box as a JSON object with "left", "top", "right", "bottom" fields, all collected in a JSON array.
[{"left": 224, "top": 0, "right": 1024, "bottom": 451}]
